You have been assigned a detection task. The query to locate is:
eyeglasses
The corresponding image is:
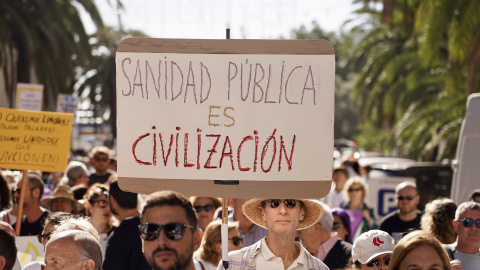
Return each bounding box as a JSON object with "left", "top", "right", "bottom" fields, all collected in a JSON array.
[
  {"left": 37, "top": 231, "right": 54, "bottom": 244},
  {"left": 366, "top": 257, "right": 390, "bottom": 267},
  {"left": 194, "top": 204, "right": 214, "bottom": 213},
  {"left": 228, "top": 236, "right": 243, "bottom": 246},
  {"left": 457, "top": 218, "right": 480, "bottom": 228},
  {"left": 348, "top": 188, "right": 362, "bottom": 192},
  {"left": 93, "top": 199, "right": 109, "bottom": 208},
  {"left": 94, "top": 157, "right": 109, "bottom": 162},
  {"left": 263, "top": 199, "right": 298, "bottom": 209},
  {"left": 397, "top": 195, "right": 415, "bottom": 201},
  {"left": 332, "top": 222, "right": 340, "bottom": 230},
  {"left": 139, "top": 223, "right": 195, "bottom": 241}
]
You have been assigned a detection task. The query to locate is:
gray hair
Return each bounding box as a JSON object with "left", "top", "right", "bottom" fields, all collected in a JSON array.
[
  {"left": 65, "top": 161, "right": 88, "bottom": 186},
  {"left": 317, "top": 200, "right": 333, "bottom": 232},
  {"left": 54, "top": 216, "right": 99, "bottom": 240},
  {"left": 48, "top": 230, "right": 102, "bottom": 270},
  {"left": 455, "top": 201, "right": 480, "bottom": 220}
]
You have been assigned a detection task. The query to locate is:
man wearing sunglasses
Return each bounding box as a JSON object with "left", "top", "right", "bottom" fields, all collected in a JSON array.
[
  {"left": 298, "top": 201, "right": 352, "bottom": 270},
  {"left": 88, "top": 146, "right": 114, "bottom": 186},
  {"left": 443, "top": 201, "right": 480, "bottom": 269},
  {"left": 103, "top": 181, "right": 150, "bottom": 270},
  {"left": 139, "top": 190, "right": 201, "bottom": 270},
  {"left": 219, "top": 198, "right": 328, "bottom": 269},
  {"left": 379, "top": 181, "right": 422, "bottom": 242}
]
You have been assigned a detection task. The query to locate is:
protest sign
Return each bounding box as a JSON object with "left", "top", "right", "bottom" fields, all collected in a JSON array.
[
  {"left": 0, "top": 107, "right": 73, "bottom": 172},
  {"left": 57, "top": 94, "right": 79, "bottom": 114},
  {"left": 16, "top": 236, "right": 44, "bottom": 267},
  {"left": 15, "top": 83, "right": 44, "bottom": 111},
  {"left": 116, "top": 38, "right": 335, "bottom": 198}
]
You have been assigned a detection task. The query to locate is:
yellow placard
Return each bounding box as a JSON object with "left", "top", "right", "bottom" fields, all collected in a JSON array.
[{"left": 0, "top": 107, "right": 73, "bottom": 172}]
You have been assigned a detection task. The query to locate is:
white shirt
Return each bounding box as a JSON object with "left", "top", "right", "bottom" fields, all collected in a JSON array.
[{"left": 256, "top": 238, "right": 309, "bottom": 270}]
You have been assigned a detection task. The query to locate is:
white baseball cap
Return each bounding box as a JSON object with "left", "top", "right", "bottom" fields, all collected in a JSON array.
[{"left": 352, "top": 230, "right": 395, "bottom": 264}]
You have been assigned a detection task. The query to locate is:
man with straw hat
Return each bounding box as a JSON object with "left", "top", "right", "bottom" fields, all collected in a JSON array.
[
  {"left": 218, "top": 198, "right": 329, "bottom": 269},
  {"left": 41, "top": 185, "right": 83, "bottom": 214}
]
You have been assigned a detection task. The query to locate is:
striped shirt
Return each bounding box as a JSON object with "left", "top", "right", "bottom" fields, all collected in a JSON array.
[
  {"left": 317, "top": 233, "right": 339, "bottom": 261},
  {"left": 217, "top": 238, "right": 330, "bottom": 270}
]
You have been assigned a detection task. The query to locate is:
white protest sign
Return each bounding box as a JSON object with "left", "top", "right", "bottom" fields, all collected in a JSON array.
[
  {"left": 57, "top": 94, "right": 79, "bottom": 114},
  {"left": 116, "top": 39, "right": 334, "bottom": 198},
  {"left": 16, "top": 236, "right": 44, "bottom": 267},
  {"left": 16, "top": 83, "right": 44, "bottom": 111}
]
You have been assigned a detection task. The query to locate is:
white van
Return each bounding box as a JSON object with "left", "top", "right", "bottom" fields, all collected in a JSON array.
[{"left": 451, "top": 93, "right": 480, "bottom": 204}]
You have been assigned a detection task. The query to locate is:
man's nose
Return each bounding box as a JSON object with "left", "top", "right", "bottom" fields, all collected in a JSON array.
[{"left": 155, "top": 229, "right": 169, "bottom": 246}]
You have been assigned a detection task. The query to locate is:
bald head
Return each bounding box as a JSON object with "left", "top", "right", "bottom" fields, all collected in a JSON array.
[{"left": 45, "top": 230, "right": 102, "bottom": 270}]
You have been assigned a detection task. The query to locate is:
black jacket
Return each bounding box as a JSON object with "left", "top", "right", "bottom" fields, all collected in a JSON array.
[{"left": 323, "top": 239, "right": 353, "bottom": 270}]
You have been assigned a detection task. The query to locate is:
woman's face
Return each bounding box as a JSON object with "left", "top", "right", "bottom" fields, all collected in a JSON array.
[
  {"left": 332, "top": 214, "right": 349, "bottom": 241},
  {"left": 88, "top": 194, "right": 111, "bottom": 224},
  {"left": 348, "top": 184, "right": 364, "bottom": 202},
  {"left": 398, "top": 245, "right": 444, "bottom": 270},
  {"left": 227, "top": 228, "right": 243, "bottom": 252},
  {"left": 194, "top": 197, "right": 216, "bottom": 231},
  {"left": 360, "top": 254, "right": 391, "bottom": 270}
]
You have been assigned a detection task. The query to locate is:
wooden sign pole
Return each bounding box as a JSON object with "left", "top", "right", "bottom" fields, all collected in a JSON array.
[
  {"left": 15, "top": 171, "right": 28, "bottom": 235},
  {"left": 221, "top": 197, "right": 229, "bottom": 269}
]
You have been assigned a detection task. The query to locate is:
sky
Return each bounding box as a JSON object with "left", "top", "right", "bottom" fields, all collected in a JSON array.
[{"left": 82, "top": 0, "right": 362, "bottom": 39}]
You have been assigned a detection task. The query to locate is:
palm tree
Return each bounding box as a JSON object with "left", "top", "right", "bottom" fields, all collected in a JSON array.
[{"left": 0, "top": 0, "right": 103, "bottom": 110}]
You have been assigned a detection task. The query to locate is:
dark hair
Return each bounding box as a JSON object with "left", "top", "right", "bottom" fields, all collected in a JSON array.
[
  {"left": 0, "top": 224, "right": 17, "bottom": 270},
  {"left": 333, "top": 167, "right": 348, "bottom": 178},
  {"left": 142, "top": 190, "right": 197, "bottom": 229},
  {"left": 109, "top": 181, "right": 137, "bottom": 209},
  {"left": 0, "top": 174, "right": 11, "bottom": 209},
  {"left": 469, "top": 189, "right": 480, "bottom": 202},
  {"left": 84, "top": 184, "right": 109, "bottom": 205},
  {"left": 43, "top": 212, "right": 73, "bottom": 227},
  {"left": 28, "top": 174, "right": 44, "bottom": 202}
]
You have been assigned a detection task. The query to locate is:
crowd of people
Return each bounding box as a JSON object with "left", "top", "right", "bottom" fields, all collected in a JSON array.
[{"left": 0, "top": 147, "right": 479, "bottom": 270}]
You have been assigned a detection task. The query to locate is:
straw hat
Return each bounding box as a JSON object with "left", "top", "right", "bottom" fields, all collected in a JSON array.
[
  {"left": 242, "top": 199, "right": 323, "bottom": 230},
  {"left": 41, "top": 185, "right": 83, "bottom": 213}
]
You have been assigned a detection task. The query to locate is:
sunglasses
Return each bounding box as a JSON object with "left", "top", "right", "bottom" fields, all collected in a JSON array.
[
  {"left": 366, "top": 257, "right": 390, "bottom": 267},
  {"left": 94, "top": 157, "right": 109, "bottom": 162},
  {"left": 348, "top": 188, "right": 362, "bottom": 192},
  {"left": 457, "top": 218, "right": 480, "bottom": 228},
  {"left": 397, "top": 195, "right": 415, "bottom": 201},
  {"left": 37, "top": 231, "right": 54, "bottom": 244},
  {"left": 228, "top": 236, "right": 243, "bottom": 246},
  {"left": 263, "top": 199, "right": 298, "bottom": 209},
  {"left": 194, "top": 204, "right": 214, "bottom": 213},
  {"left": 139, "top": 223, "right": 195, "bottom": 241},
  {"left": 332, "top": 222, "right": 340, "bottom": 230},
  {"left": 93, "top": 199, "right": 109, "bottom": 208}
]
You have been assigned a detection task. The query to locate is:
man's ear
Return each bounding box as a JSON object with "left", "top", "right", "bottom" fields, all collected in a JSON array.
[
  {"left": 32, "top": 188, "right": 41, "bottom": 200},
  {"left": 453, "top": 220, "right": 458, "bottom": 233},
  {"left": 193, "top": 229, "right": 202, "bottom": 251},
  {"left": 261, "top": 208, "right": 267, "bottom": 222},
  {"left": 299, "top": 208, "right": 306, "bottom": 222},
  {"left": 81, "top": 258, "right": 95, "bottom": 270}
]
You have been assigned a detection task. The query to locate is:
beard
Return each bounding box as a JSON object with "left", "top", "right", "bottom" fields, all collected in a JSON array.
[{"left": 149, "top": 246, "right": 192, "bottom": 270}]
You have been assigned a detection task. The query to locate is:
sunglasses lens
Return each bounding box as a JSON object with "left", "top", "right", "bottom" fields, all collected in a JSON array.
[
  {"left": 164, "top": 223, "right": 186, "bottom": 241},
  {"left": 463, "top": 218, "right": 474, "bottom": 228},
  {"left": 332, "top": 222, "right": 340, "bottom": 230},
  {"left": 384, "top": 257, "right": 390, "bottom": 266},
  {"left": 366, "top": 259, "right": 379, "bottom": 267},
  {"left": 204, "top": 204, "right": 213, "bottom": 212},
  {"left": 476, "top": 220, "right": 480, "bottom": 228},
  {"left": 268, "top": 199, "right": 281, "bottom": 208},
  {"left": 284, "top": 199, "right": 297, "bottom": 208},
  {"left": 139, "top": 224, "right": 159, "bottom": 241}
]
